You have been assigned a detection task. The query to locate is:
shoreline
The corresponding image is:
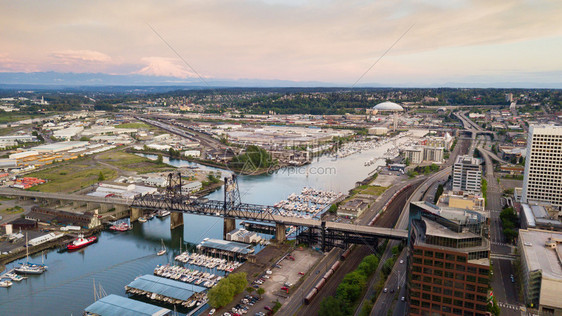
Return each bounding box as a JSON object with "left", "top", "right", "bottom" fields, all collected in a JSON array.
[{"left": 0, "top": 226, "right": 103, "bottom": 271}]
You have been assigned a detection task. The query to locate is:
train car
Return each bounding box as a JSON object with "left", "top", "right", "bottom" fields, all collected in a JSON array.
[
  {"left": 340, "top": 246, "right": 353, "bottom": 260},
  {"left": 304, "top": 288, "right": 318, "bottom": 305},
  {"left": 331, "top": 261, "right": 341, "bottom": 272}
]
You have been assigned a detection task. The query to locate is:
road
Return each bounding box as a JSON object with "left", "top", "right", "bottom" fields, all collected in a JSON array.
[
  {"left": 369, "top": 167, "right": 452, "bottom": 316},
  {"left": 372, "top": 250, "right": 407, "bottom": 316},
  {"left": 479, "top": 147, "right": 522, "bottom": 315}
]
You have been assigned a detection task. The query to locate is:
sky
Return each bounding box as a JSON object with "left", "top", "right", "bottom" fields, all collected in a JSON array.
[{"left": 1, "top": 0, "right": 562, "bottom": 86}]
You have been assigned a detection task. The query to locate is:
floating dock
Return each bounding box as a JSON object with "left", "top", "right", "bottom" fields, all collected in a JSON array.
[
  {"left": 125, "top": 275, "right": 206, "bottom": 307},
  {"left": 196, "top": 238, "right": 254, "bottom": 260},
  {"left": 84, "top": 294, "right": 172, "bottom": 316}
]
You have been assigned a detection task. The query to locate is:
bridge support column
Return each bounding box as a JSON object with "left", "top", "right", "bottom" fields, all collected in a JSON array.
[
  {"left": 275, "top": 223, "right": 286, "bottom": 242},
  {"left": 130, "top": 207, "right": 142, "bottom": 222},
  {"left": 223, "top": 217, "right": 236, "bottom": 238},
  {"left": 321, "top": 221, "right": 326, "bottom": 252},
  {"left": 170, "top": 212, "right": 184, "bottom": 230}
]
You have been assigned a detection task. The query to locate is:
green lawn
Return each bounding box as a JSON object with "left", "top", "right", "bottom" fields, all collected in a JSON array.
[
  {"left": 27, "top": 165, "right": 117, "bottom": 193},
  {"left": 360, "top": 186, "right": 388, "bottom": 196},
  {"left": 97, "top": 151, "right": 174, "bottom": 174},
  {"left": 116, "top": 122, "right": 152, "bottom": 129}
]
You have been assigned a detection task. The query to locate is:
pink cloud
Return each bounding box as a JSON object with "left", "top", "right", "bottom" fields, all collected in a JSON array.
[{"left": 51, "top": 50, "right": 112, "bottom": 64}]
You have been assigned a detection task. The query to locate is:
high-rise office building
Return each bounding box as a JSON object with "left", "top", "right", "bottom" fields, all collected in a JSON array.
[
  {"left": 522, "top": 125, "right": 562, "bottom": 209},
  {"left": 452, "top": 156, "right": 482, "bottom": 193},
  {"left": 408, "top": 201, "right": 490, "bottom": 316}
]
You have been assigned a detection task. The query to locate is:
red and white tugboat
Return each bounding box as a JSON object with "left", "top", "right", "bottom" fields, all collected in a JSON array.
[{"left": 67, "top": 234, "right": 97, "bottom": 251}]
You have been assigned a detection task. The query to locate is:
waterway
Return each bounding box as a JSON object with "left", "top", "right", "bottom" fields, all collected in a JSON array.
[{"left": 0, "top": 133, "right": 419, "bottom": 315}]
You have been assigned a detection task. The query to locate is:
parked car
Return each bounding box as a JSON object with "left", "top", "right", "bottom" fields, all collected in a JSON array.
[{"left": 264, "top": 306, "right": 272, "bottom": 312}]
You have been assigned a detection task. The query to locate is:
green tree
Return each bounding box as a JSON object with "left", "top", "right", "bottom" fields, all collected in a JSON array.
[
  {"left": 156, "top": 154, "right": 163, "bottom": 164},
  {"left": 488, "top": 296, "right": 500, "bottom": 316},
  {"left": 98, "top": 171, "right": 105, "bottom": 181},
  {"left": 256, "top": 287, "right": 265, "bottom": 298},
  {"left": 208, "top": 280, "right": 235, "bottom": 308},
  {"left": 433, "top": 184, "right": 444, "bottom": 204},
  {"left": 246, "top": 287, "right": 255, "bottom": 294},
  {"left": 228, "top": 272, "right": 248, "bottom": 293},
  {"left": 319, "top": 296, "right": 348, "bottom": 316}
]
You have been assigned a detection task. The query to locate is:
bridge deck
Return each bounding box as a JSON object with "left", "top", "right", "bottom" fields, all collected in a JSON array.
[{"left": 0, "top": 188, "right": 408, "bottom": 240}]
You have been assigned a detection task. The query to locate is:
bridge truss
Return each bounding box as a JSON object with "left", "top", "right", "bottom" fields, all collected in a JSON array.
[{"left": 132, "top": 173, "right": 405, "bottom": 250}]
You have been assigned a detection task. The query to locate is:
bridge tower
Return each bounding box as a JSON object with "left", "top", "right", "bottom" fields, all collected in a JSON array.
[
  {"left": 167, "top": 172, "right": 184, "bottom": 230},
  {"left": 223, "top": 175, "right": 240, "bottom": 238}
]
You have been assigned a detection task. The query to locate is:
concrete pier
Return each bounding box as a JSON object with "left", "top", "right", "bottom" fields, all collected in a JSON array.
[
  {"left": 275, "top": 223, "right": 286, "bottom": 242},
  {"left": 223, "top": 217, "right": 236, "bottom": 238},
  {"left": 170, "top": 212, "right": 184, "bottom": 229},
  {"left": 130, "top": 207, "right": 142, "bottom": 222}
]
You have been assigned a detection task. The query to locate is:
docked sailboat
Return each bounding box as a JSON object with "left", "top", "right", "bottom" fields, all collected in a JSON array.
[
  {"left": 15, "top": 234, "right": 47, "bottom": 275},
  {"left": 6, "top": 273, "right": 26, "bottom": 282},
  {"left": 157, "top": 239, "right": 167, "bottom": 256},
  {"left": 67, "top": 234, "right": 98, "bottom": 251},
  {"left": 0, "top": 280, "right": 12, "bottom": 288}
]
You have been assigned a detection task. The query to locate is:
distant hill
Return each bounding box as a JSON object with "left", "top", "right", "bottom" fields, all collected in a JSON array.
[{"left": 0, "top": 71, "right": 560, "bottom": 89}]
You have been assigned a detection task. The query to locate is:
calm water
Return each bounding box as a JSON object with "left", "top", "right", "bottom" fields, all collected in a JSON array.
[{"left": 0, "top": 137, "right": 411, "bottom": 315}]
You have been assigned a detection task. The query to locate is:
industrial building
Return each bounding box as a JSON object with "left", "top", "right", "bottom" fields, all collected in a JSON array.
[
  {"left": 522, "top": 125, "right": 562, "bottom": 209},
  {"left": 337, "top": 199, "right": 369, "bottom": 218},
  {"left": 453, "top": 156, "right": 482, "bottom": 193},
  {"left": 368, "top": 126, "right": 389, "bottom": 135},
  {"left": 520, "top": 203, "right": 562, "bottom": 231},
  {"left": 181, "top": 181, "right": 202, "bottom": 194},
  {"left": 226, "top": 228, "right": 262, "bottom": 244},
  {"left": 87, "top": 183, "right": 157, "bottom": 200},
  {"left": 26, "top": 206, "right": 101, "bottom": 229},
  {"left": 518, "top": 229, "right": 562, "bottom": 315},
  {"left": 30, "top": 141, "right": 89, "bottom": 153},
  {"left": 0, "top": 135, "right": 37, "bottom": 148},
  {"left": 408, "top": 201, "right": 490, "bottom": 316}
]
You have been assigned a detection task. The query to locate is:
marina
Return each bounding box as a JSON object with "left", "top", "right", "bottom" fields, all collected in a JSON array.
[
  {"left": 174, "top": 252, "right": 243, "bottom": 272},
  {"left": 154, "top": 264, "right": 223, "bottom": 288},
  {"left": 273, "top": 187, "right": 344, "bottom": 218}
]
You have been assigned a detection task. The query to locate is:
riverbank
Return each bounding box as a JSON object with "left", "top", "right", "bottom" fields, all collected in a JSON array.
[
  {"left": 0, "top": 226, "right": 104, "bottom": 271},
  {"left": 128, "top": 148, "right": 299, "bottom": 176}
]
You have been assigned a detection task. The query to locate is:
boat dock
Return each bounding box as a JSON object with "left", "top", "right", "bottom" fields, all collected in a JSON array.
[
  {"left": 241, "top": 221, "right": 276, "bottom": 234},
  {"left": 0, "top": 268, "right": 15, "bottom": 280},
  {"left": 125, "top": 274, "right": 206, "bottom": 308},
  {"left": 84, "top": 294, "right": 173, "bottom": 316},
  {"left": 196, "top": 238, "right": 254, "bottom": 260}
]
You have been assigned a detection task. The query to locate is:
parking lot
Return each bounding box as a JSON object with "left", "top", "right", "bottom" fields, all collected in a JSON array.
[{"left": 221, "top": 247, "right": 322, "bottom": 316}]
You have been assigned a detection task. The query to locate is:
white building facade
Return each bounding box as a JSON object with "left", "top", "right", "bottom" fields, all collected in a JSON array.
[
  {"left": 453, "top": 155, "right": 482, "bottom": 193},
  {"left": 522, "top": 125, "right": 562, "bottom": 209}
]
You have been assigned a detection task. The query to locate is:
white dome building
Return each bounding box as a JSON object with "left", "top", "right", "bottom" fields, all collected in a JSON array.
[{"left": 373, "top": 101, "right": 404, "bottom": 112}]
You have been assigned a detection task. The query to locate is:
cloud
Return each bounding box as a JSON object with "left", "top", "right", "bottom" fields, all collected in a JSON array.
[
  {"left": 0, "top": 0, "right": 561, "bottom": 84},
  {"left": 0, "top": 53, "right": 38, "bottom": 72},
  {"left": 51, "top": 50, "right": 112, "bottom": 64},
  {"left": 135, "top": 57, "right": 198, "bottom": 78}
]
